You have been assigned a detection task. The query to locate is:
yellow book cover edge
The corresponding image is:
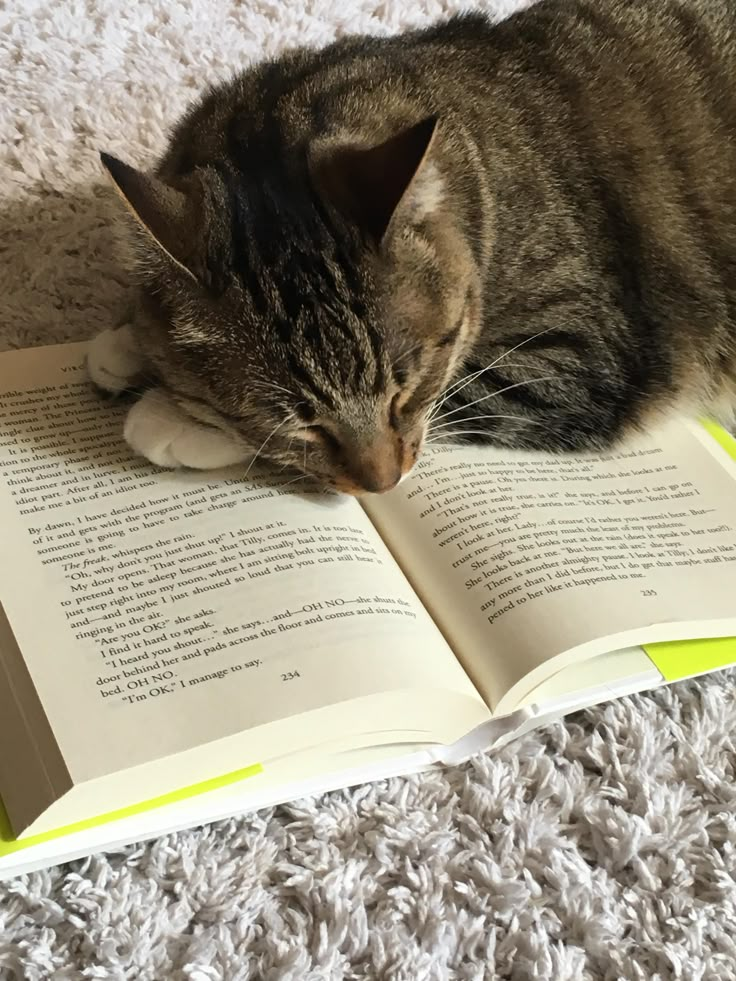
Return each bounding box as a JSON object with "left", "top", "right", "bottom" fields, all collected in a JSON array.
[
  {"left": 644, "top": 419, "right": 736, "bottom": 682},
  {"left": 0, "top": 764, "right": 262, "bottom": 858}
]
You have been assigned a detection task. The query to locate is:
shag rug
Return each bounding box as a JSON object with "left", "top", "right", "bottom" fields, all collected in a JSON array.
[{"left": 2, "top": 0, "right": 736, "bottom": 978}]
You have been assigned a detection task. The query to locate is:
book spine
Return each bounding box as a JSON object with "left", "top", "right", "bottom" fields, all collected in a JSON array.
[{"left": 0, "top": 602, "right": 72, "bottom": 836}]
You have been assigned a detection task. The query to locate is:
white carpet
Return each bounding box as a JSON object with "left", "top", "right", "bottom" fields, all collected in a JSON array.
[{"left": 2, "top": 1, "right": 736, "bottom": 978}]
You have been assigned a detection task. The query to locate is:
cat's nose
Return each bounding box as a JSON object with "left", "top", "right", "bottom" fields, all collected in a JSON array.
[{"left": 346, "top": 437, "right": 402, "bottom": 494}]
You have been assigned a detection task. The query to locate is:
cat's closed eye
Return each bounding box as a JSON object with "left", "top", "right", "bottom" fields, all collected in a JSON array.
[{"left": 304, "top": 424, "right": 340, "bottom": 451}]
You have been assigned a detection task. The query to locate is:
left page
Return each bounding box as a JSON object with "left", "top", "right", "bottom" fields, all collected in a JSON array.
[{"left": 0, "top": 343, "right": 486, "bottom": 794}]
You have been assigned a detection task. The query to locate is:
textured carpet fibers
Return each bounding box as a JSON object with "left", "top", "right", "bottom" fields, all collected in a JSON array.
[{"left": 2, "top": 1, "right": 736, "bottom": 978}]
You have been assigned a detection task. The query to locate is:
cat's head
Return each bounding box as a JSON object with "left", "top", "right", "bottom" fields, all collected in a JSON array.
[{"left": 101, "top": 117, "right": 481, "bottom": 494}]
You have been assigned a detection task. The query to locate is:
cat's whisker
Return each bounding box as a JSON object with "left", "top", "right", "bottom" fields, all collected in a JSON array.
[
  {"left": 426, "top": 382, "right": 460, "bottom": 423},
  {"left": 427, "top": 412, "right": 543, "bottom": 433},
  {"left": 427, "top": 326, "right": 560, "bottom": 420},
  {"left": 423, "top": 407, "right": 438, "bottom": 432},
  {"left": 394, "top": 337, "right": 424, "bottom": 366},
  {"left": 431, "top": 361, "right": 531, "bottom": 414},
  {"left": 277, "top": 473, "right": 308, "bottom": 489},
  {"left": 426, "top": 414, "right": 552, "bottom": 443},
  {"left": 431, "top": 375, "right": 560, "bottom": 423},
  {"left": 450, "top": 360, "right": 536, "bottom": 375},
  {"left": 426, "top": 421, "right": 543, "bottom": 443},
  {"left": 251, "top": 380, "right": 301, "bottom": 402},
  {"left": 425, "top": 430, "right": 500, "bottom": 443},
  {"left": 278, "top": 435, "right": 298, "bottom": 471},
  {"left": 244, "top": 417, "right": 291, "bottom": 479},
  {"left": 426, "top": 368, "right": 477, "bottom": 420}
]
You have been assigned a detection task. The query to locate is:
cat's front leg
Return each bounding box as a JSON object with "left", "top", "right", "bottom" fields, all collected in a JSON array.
[
  {"left": 87, "top": 324, "right": 147, "bottom": 395},
  {"left": 123, "top": 389, "right": 250, "bottom": 470}
]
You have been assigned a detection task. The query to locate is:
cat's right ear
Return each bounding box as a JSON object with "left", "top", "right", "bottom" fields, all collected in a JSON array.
[
  {"left": 99, "top": 153, "right": 202, "bottom": 281},
  {"left": 308, "top": 117, "right": 439, "bottom": 245}
]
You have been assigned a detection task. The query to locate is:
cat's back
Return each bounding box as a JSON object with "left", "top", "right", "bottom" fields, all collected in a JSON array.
[
  {"left": 491, "top": 0, "right": 736, "bottom": 188},
  {"left": 160, "top": 0, "right": 736, "bottom": 179}
]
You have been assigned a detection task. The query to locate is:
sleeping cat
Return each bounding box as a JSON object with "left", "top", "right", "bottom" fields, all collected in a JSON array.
[{"left": 90, "top": 0, "right": 736, "bottom": 494}]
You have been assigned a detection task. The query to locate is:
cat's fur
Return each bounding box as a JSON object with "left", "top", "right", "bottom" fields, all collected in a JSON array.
[{"left": 92, "top": 0, "right": 736, "bottom": 494}]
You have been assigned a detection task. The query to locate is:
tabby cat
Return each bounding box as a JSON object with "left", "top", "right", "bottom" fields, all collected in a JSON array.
[{"left": 90, "top": 0, "right": 736, "bottom": 494}]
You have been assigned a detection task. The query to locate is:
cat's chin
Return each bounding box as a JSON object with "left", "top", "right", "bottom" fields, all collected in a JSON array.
[{"left": 124, "top": 389, "right": 250, "bottom": 469}]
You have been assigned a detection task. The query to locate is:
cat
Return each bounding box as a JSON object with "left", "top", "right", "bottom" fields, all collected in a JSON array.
[{"left": 90, "top": 0, "right": 736, "bottom": 495}]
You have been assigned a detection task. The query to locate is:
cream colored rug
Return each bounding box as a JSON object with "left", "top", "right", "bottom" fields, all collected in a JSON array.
[{"left": 2, "top": 1, "right": 736, "bottom": 978}]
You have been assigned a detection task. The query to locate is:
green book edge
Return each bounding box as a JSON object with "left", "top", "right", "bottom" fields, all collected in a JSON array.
[
  {"left": 2, "top": 418, "right": 735, "bottom": 858},
  {"left": 643, "top": 419, "right": 736, "bottom": 681},
  {"left": 0, "top": 764, "right": 262, "bottom": 858}
]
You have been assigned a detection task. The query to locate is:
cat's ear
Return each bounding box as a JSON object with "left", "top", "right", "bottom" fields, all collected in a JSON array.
[
  {"left": 100, "top": 152, "right": 202, "bottom": 281},
  {"left": 309, "top": 116, "right": 439, "bottom": 243}
]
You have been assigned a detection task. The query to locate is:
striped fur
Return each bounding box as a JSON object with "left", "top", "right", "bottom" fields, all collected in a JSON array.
[{"left": 103, "top": 0, "right": 736, "bottom": 490}]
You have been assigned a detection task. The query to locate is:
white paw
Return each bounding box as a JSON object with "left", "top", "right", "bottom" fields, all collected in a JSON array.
[
  {"left": 87, "top": 325, "right": 145, "bottom": 394},
  {"left": 124, "top": 389, "right": 250, "bottom": 469}
]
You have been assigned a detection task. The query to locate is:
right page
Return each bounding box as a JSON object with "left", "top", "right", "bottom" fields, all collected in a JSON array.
[{"left": 363, "top": 419, "right": 736, "bottom": 714}]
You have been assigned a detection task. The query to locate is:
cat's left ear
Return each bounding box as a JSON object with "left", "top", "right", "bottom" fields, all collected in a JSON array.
[
  {"left": 99, "top": 152, "right": 203, "bottom": 281},
  {"left": 309, "top": 116, "right": 440, "bottom": 244}
]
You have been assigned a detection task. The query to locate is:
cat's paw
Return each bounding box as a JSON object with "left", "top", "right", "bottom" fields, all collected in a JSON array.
[
  {"left": 87, "top": 325, "right": 145, "bottom": 395},
  {"left": 124, "top": 389, "right": 250, "bottom": 469}
]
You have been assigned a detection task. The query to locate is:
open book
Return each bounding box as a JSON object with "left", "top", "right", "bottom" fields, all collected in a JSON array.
[{"left": 1, "top": 342, "right": 735, "bottom": 878}]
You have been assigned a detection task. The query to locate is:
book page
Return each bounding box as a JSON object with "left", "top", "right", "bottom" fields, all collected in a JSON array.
[
  {"left": 0, "top": 344, "right": 485, "bottom": 786},
  {"left": 364, "top": 420, "right": 736, "bottom": 712}
]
